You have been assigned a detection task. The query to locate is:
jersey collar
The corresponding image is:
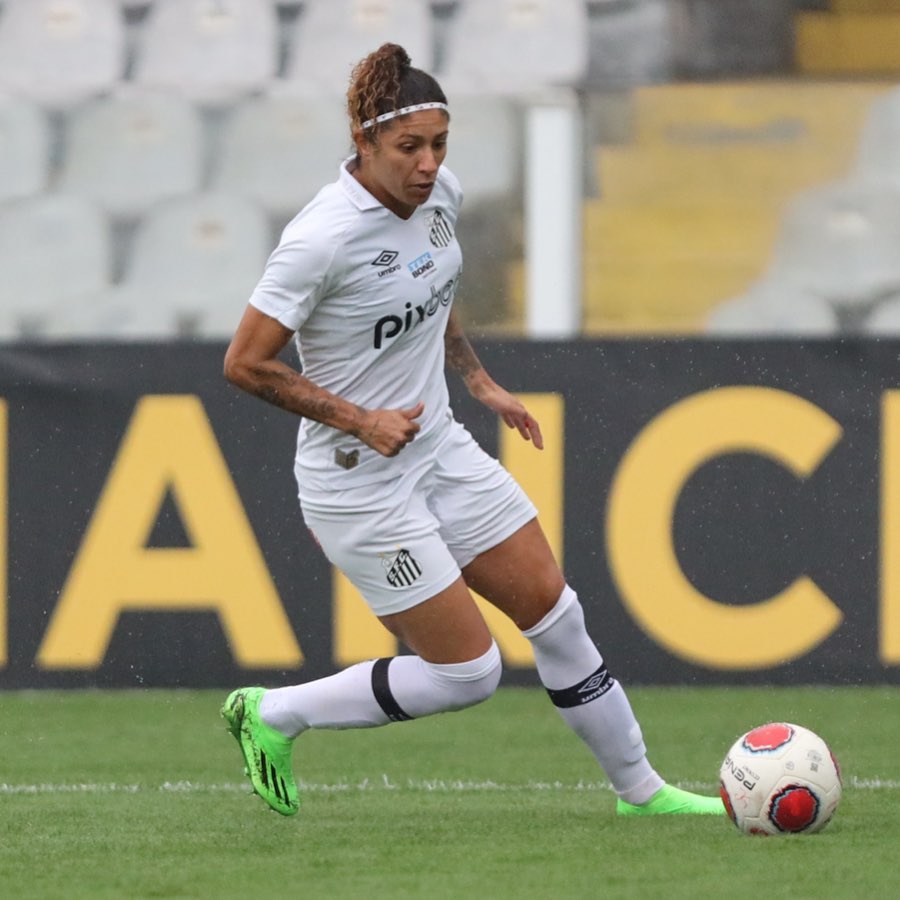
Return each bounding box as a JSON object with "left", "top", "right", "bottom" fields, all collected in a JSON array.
[{"left": 338, "top": 157, "right": 385, "bottom": 212}]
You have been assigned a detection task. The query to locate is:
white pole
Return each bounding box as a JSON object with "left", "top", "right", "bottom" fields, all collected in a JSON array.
[{"left": 524, "top": 90, "right": 582, "bottom": 338}]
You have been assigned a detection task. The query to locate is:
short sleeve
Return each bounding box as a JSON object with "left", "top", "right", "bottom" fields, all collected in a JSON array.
[{"left": 248, "top": 218, "right": 337, "bottom": 332}]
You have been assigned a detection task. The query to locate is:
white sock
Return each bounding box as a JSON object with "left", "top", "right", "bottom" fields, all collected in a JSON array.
[
  {"left": 523, "top": 585, "right": 665, "bottom": 805},
  {"left": 260, "top": 641, "right": 502, "bottom": 739}
]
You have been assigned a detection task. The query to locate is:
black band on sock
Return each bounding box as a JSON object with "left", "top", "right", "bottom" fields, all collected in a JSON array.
[
  {"left": 371, "top": 657, "right": 414, "bottom": 722},
  {"left": 545, "top": 663, "right": 615, "bottom": 709}
]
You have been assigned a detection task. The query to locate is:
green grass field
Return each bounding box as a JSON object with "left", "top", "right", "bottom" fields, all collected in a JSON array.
[{"left": 1, "top": 686, "right": 897, "bottom": 899}]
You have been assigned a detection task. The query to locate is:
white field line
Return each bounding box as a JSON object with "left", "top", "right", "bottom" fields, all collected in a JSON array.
[{"left": 0, "top": 775, "right": 895, "bottom": 796}]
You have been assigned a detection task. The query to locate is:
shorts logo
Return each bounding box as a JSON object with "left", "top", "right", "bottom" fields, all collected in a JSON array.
[
  {"left": 372, "top": 250, "right": 401, "bottom": 278},
  {"left": 381, "top": 548, "right": 423, "bottom": 588},
  {"left": 426, "top": 209, "right": 453, "bottom": 248}
]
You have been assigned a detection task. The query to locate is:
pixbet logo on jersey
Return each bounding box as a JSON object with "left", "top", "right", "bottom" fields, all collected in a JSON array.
[{"left": 373, "top": 271, "right": 460, "bottom": 349}]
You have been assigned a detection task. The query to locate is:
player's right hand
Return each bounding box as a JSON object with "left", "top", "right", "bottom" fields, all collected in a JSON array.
[{"left": 356, "top": 402, "right": 425, "bottom": 457}]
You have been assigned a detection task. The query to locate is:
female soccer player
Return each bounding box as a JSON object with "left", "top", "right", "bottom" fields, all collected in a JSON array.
[{"left": 221, "top": 43, "right": 723, "bottom": 819}]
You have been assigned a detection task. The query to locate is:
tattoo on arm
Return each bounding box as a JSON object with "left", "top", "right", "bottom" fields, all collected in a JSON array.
[
  {"left": 248, "top": 363, "right": 338, "bottom": 424},
  {"left": 254, "top": 384, "right": 287, "bottom": 409},
  {"left": 444, "top": 314, "right": 483, "bottom": 381}
]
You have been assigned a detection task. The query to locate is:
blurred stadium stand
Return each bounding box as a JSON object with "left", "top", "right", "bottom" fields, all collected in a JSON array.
[
  {"left": 0, "top": 193, "right": 110, "bottom": 339},
  {"left": 0, "top": 0, "right": 125, "bottom": 106},
  {"left": 796, "top": 0, "right": 900, "bottom": 76},
  {"left": 706, "top": 278, "right": 840, "bottom": 336},
  {"left": 0, "top": 0, "right": 900, "bottom": 339},
  {"left": 131, "top": 0, "right": 279, "bottom": 102},
  {"left": 285, "top": 0, "right": 434, "bottom": 91},
  {"left": 440, "top": 0, "right": 589, "bottom": 96},
  {"left": 213, "top": 87, "right": 350, "bottom": 221},
  {"left": 852, "top": 85, "right": 900, "bottom": 187},
  {"left": 0, "top": 93, "right": 50, "bottom": 202},
  {"left": 99, "top": 191, "right": 271, "bottom": 338},
  {"left": 583, "top": 80, "right": 889, "bottom": 334},
  {"left": 58, "top": 88, "right": 204, "bottom": 218}
]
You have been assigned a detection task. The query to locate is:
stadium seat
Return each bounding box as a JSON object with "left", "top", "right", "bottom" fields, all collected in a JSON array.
[
  {"left": 705, "top": 279, "right": 840, "bottom": 336},
  {"left": 58, "top": 89, "right": 203, "bottom": 218},
  {"left": 132, "top": 0, "right": 278, "bottom": 102},
  {"left": 285, "top": 0, "right": 433, "bottom": 92},
  {"left": 117, "top": 193, "right": 271, "bottom": 338},
  {"left": 767, "top": 180, "right": 900, "bottom": 309},
  {"left": 0, "top": 194, "right": 111, "bottom": 338},
  {"left": 851, "top": 85, "right": 900, "bottom": 188},
  {"left": 0, "top": 0, "right": 125, "bottom": 105},
  {"left": 213, "top": 88, "right": 350, "bottom": 219},
  {"left": 439, "top": 0, "right": 589, "bottom": 95},
  {"left": 0, "top": 94, "right": 50, "bottom": 203}
]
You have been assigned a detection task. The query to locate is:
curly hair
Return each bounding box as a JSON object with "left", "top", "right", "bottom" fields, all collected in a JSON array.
[{"left": 347, "top": 43, "right": 447, "bottom": 144}]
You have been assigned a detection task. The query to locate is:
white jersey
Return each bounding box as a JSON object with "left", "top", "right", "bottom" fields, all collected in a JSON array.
[{"left": 248, "top": 159, "right": 464, "bottom": 493}]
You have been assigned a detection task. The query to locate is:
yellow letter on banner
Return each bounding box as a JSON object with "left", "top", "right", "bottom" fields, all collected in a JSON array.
[
  {"left": 881, "top": 392, "right": 900, "bottom": 664},
  {"left": 37, "top": 395, "right": 303, "bottom": 669},
  {"left": 334, "top": 393, "right": 565, "bottom": 668},
  {"left": 0, "top": 399, "right": 6, "bottom": 668},
  {"left": 607, "top": 387, "right": 844, "bottom": 670}
]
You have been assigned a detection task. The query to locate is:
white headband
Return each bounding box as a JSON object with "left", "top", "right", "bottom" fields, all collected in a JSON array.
[{"left": 361, "top": 102, "right": 449, "bottom": 130}]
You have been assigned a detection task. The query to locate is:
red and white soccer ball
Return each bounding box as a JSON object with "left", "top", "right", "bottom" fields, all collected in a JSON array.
[{"left": 719, "top": 722, "right": 842, "bottom": 836}]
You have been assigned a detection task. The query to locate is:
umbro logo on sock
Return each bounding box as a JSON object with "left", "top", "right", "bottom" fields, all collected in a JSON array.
[
  {"left": 546, "top": 664, "right": 616, "bottom": 708},
  {"left": 579, "top": 671, "right": 609, "bottom": 694}
]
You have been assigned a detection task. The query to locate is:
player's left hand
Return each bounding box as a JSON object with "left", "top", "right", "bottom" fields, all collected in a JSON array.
[{"left": 472, "top": 381, "right": 543, "bottom": 450}]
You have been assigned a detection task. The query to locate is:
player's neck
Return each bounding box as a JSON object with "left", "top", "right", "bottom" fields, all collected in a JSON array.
[{"left": 350, "top": 160, "right": 416, "bottom": 221}]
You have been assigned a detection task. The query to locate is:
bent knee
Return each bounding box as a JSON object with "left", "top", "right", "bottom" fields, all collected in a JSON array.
[{"left": 424, "top": 640, "right": 502, "bottom": 711}]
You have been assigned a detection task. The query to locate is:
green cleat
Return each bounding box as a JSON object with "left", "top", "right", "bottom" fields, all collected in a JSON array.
[
  {"left": 221, "top": 687, "right": 299, "bottom": 816},
  {"left": 616, "top": 784, "right": 726, "bottom": 817}
]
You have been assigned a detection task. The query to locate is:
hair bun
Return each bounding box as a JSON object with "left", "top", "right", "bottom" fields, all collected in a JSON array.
[{"left": 380, "top": 42, "right": 411, "bottom": 70}]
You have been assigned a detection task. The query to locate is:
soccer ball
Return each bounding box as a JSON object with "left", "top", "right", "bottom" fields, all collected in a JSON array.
[{"left": 719, "top": 722, "right": 842, "bottom": 836}]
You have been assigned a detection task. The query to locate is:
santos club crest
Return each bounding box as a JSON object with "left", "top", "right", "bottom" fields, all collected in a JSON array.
[
  {"left": 381, "top": 548, "right": 423, "bottom": 588},
  {"left": 426, "top": 209, "right": 453, "bottom": 248}
]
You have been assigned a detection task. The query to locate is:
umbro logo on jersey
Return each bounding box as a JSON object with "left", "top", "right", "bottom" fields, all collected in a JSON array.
[
  {"left": 372, "top": 250, "right": 401, "bottom": 277},
  {"left": 426, "top": 210, "right": 453, "bottom": 248},
  {"left": 382, "top": 549, "right": 423, "bottom": 588}
]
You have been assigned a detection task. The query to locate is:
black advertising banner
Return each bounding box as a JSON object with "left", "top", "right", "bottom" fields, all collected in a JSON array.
[{"left": 0, "top": 340, "right": 898, "bottom": 688}]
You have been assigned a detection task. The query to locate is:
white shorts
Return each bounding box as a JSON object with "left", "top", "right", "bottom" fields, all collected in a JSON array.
[{"left": 299, "top": 419, "right": 537, "bottom": 616}]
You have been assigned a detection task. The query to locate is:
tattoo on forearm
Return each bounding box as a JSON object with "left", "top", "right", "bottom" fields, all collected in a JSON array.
[
  {"left": 304, "top": 396, "right": 338, "bottom": 424},
  {"left": 249, "top": 364, "right": 337, "bottom": 424},
  {"left": 254, "top": 384, "right": 286, "bottom": 409},
  {"left": 444, "top": 328, "right": 483, "bottom": 380}
]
